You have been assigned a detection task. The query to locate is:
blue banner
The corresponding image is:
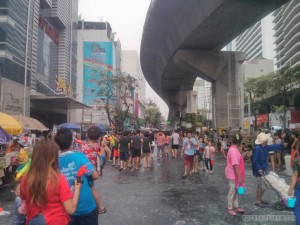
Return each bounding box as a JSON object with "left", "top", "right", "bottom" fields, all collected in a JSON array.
[{"left": 83, "top": 42, "right": 113, "bottom": 105}]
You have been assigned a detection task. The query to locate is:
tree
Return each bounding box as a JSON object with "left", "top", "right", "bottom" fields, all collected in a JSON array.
[
  {"left": 97, "top": 71, "right": 138, "bottom": 131},
  {"left": 143, "top": 100, "right": 162, "bottom": 128},
  {"left": 244, "top": 66, "right": 300, "bottom": 129},
  {"left": 269, "top": 66, "right": 300, "bottom": 129}
]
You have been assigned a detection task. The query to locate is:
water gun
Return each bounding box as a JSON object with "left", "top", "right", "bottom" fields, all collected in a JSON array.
[
  {"left": 74, "top": 139, "right": 83, "bottom": 144},
  {"left": 14, "top": 159, "right": 31, "bottom": 181},
  {"left": 75, "top": 165, "right": 90, "bottom": 184}
]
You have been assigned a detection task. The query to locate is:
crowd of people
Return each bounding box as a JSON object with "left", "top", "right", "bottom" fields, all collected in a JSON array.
[{"left": 4, "top": 125, "right": 300, "bottom": 225}]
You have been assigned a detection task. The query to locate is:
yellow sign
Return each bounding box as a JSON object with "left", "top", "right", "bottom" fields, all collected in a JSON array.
[
  {"left": 67, "top": 82, "right": 74, "bottom": 97},
  {"left": 55, "top": 75, "right": 66, "bottom": 94}
]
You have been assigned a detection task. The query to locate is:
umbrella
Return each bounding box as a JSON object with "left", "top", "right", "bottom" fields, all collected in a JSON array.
[
  {"left": 0, "top": 112, "right": 22, "bottom": 135},
  {"left": 0, "top": 126, "right": 12, "bottom": 144},
  {"left": 11, "top": 115, "right": 48, "bottom": 131},
  {"left": 59, "top": 123, "right": 81, "bottom": 130},
  {"left": 95, "top": 123, "right": 111, "bottom": 132}
]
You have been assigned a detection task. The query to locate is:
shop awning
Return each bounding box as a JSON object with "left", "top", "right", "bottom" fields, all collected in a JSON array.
[{"left": 30, "top": 95, "right": 90, "bottom": 112}]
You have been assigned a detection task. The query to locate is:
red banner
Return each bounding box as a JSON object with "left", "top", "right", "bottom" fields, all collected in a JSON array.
[
  {"left": 39, "top": 16, "right": 59, "bottom": 44},
  {"left": 256, "top": 114, "right": 269, "bottom": 123},
  {"left": 290, "top": 110, "right": 300, "bottom": 123}
]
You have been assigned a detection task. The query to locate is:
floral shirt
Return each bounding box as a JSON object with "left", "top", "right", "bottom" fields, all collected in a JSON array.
[{"left": 80, "top": 142, "right": 101, "bottom": 168}]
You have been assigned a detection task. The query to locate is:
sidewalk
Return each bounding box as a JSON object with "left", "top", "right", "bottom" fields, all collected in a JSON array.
[{"left": 0, "top": 152, "right": 295, "bottom": 225}]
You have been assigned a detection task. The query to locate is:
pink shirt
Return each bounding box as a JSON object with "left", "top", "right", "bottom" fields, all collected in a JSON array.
[
  {"left": 157, "top": 135, "right": 163, "bottom": 146},
  {"left": 225, "top": 145, "right": 245, "bottom": 185}
]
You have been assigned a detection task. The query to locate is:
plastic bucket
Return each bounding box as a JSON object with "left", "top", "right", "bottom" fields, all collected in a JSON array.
[
  {"left": 286, "top": 196, "right": 296, "bottom": 208},
  {"left": 237, "top": 185, "right": 246, "bottom": 195}
]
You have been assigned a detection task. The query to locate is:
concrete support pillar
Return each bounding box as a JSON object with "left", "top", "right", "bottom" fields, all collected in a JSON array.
[
  {"left": 173, "top": 50, "right": 246, "bottom": 130},
  {"left": 186, "top": 90, "right": 197, "bottom": 114}
]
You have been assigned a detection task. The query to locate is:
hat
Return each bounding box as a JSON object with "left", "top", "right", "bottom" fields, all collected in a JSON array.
[
  {"left": 255, "top": 132, "right": 271, "bottom": 145},
  {"left": 17, "top": 139, "right": 28, "bottom": 147}
]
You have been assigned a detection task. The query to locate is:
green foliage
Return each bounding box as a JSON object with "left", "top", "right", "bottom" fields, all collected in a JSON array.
[
  {"left": 98, "top": 71, "right": 137, "bottom": 130},
  {"left": 273, "top": 105, "right": 284, "bottom": 113},
  {"left": 144, "top": 100, "right": 162, "bottom": 128},
  {"left": 244, "top": 66, "right": 300, "bottom": 128}
]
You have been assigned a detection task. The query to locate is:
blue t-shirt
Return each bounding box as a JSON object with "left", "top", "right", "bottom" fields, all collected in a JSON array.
[
  {"left": 58, "top": 151, "right": 96, "bottom": 216},
  {"left": 183, "top": 138, "right": 197, "bottom": 156}
]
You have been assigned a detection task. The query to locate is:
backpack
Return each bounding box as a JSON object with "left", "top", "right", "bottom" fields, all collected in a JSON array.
[{"left": 132, "top": 135, "right": 141, "bottom": 149}]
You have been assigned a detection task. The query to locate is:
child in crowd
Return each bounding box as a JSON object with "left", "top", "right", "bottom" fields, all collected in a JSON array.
[
  {"left": 198, "top": 137, "right": 206, "bottom": 171},
  {"left": 12, "top": 182, "right": 26, "bottom": 225},
  {"left": 204, "top": 140, "right": 215, "bottom": 174},
  {"left": 112, "top": 134, "right": 120, "bottom": 167},
  {"left": 79, "top": 126, "right": 106, "bottom": 214}
]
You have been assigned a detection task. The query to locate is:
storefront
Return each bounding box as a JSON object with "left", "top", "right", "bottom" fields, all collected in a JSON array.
[{"left": 30, "top": 95, "right": 90, "bottom": 129}]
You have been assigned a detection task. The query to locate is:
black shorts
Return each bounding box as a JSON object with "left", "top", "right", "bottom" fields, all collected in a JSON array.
[
  {"left": 172, "top": 144, "right": 179, "bottom": 149},
  {"left": 132, "top": 149, "right": 141, "bottom": 158},
  {"left": 120, "top": 152, "right": 129, "bottom": 162},
  {"left": 69, "top": 207, "right": 98, "bottom": 225},
  {"left": 143, "top": 148, "right": 151, "bottom": 154}
]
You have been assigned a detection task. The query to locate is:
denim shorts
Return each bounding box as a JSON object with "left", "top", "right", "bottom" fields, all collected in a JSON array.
[{"left": 29, "top": 214, "right": 46, "bottom": 225}]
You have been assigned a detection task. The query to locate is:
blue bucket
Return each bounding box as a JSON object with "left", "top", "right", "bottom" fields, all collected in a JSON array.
[
  {"left": 286, "top": 196, "right": 296, "bottom": 208},
  {"left": 237, "top": 185, "right": 246, "bottom": 195}
]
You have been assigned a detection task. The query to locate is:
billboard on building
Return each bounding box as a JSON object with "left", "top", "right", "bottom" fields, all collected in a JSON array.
[{"left": 83, "top": 42, "right": 114, "bottom": 124}]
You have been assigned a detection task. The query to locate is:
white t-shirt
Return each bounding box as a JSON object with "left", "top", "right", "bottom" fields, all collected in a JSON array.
[
  {"left": 172, "top": 133, "right": 179, "bottom": 145},
  {"left": 204, "top": 146, "right": 215, "bottom": 158}
]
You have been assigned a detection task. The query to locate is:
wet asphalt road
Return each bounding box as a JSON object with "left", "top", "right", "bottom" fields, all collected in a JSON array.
[{"left": 0, "top": 148, "right": 296, "bottom": 225}]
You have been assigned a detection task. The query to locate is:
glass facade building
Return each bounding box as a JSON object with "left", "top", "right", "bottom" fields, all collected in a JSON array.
[{"left": 0, "top": 0, "right": 31, "bottom": 87}]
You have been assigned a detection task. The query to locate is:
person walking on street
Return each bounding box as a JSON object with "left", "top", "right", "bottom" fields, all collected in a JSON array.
[
  {"left": 131, "top": 130, "right": 142, "bottom": 170},
  {"left": 204, "top": 140, "right": 215, "bottom": 174},
  {"left": 119, "top": 131, "right": 131, "bottom": 171},
  {"left": 141, "top": 132, "right": 152, "bottom": 168},
  {"left": 181, "top": 131, "right": 198, "bottom": 178},
  {"left": 225, "top": 133, "right": 245, "bottom": 216},
  {"left": 171, "top": 130, "right": 180, "bottom": 158},
  {"left": 156, "top": 131, "right": 164, "bottom": 160},
  {"left": 164, "top": 132, "right": 170, "bottom": 158},
  {"left": 252, "top": 132, "right": 284, "bottom": 207}
]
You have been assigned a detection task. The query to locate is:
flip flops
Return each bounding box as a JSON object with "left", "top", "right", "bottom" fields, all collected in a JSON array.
[
  {"left": 234, "top": 208, "right": 245, "bottom": 213},
  {"left": 227, "top": 209, "right": 236, "bottom": 216}
]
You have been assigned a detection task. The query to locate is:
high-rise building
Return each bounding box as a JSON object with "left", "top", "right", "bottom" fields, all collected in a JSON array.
[
  {"left": 76, "top": 21, "right": 121, "bottom": 124},
  {"left": 121, "top": 50, "right": 146, "bottom": 120},
  {"left": 193, "top": 78, "right": 212, "bottom": 120},
  {"left": 273, "top": 0, "right": 300, "bottom": 70},
  {"left": 235, "top": 15, "right": 275, "bottom": 61},
  {"left": 0, "top": 0, "right": 82, "bottom": 127}
]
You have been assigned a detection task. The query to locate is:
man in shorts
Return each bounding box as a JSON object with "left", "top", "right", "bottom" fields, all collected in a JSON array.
[
  {"left": 131, "top": 130, "right": 142, "bottom": 169},
  {"left": 252, "top": 132, "right": 284, "bottom": 207},
  {"left": 118, "top": 131, "right": 130, "bottom": 171},
  {"left": 181, "top": 130, "right": 198, "bottom": 178}
]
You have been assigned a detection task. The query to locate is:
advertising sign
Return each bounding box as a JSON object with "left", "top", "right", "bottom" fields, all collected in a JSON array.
[
  {"left": 83, "top": 42, "right": 114, "bottom": 124},
  {"left": 83, "top": 42, "right": 113, "bottom": 104}
]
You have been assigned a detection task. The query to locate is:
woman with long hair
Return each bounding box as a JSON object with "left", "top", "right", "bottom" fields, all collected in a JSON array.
[
  {"left": 225, "top": 133, "right": 245, "bottom": 216},
  {"left": 20, "top": 139, "right": 81, "bottom": 225}
]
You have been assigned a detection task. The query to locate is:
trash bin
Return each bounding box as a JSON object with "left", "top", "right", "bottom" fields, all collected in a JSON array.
[{"left": 284, "top": 155, "right": 292, "bottom": 176}]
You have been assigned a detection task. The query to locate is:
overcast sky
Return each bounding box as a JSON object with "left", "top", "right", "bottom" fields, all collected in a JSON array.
[{"left": 78, "top": 0, "right": 169, "bottom": 118}]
